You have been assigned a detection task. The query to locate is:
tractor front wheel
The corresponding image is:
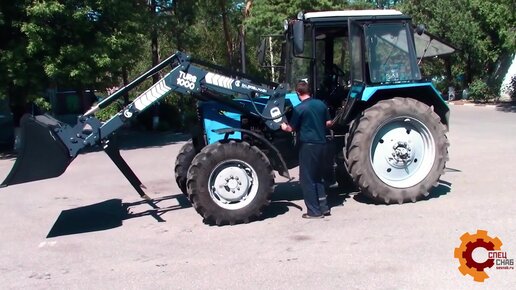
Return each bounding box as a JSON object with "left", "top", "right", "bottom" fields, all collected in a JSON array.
[
  {"left": 186, "top": 141, "right": 274, "bottom": 225},
  {"left": 174, "top": 140, "right": 196, "bottom": 195},
  {"left": 346, "top": 97, "right": 448, "bottom": 204}
]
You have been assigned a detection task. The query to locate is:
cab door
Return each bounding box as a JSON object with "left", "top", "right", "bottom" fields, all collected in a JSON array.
[
  {"left": 332, "top": 18, "right": 367, "bottom": 127},
  {"left": 348, "top": 18, "right": 367, "bottom": 88}
]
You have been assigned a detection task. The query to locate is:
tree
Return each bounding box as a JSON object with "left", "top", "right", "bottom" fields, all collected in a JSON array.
[
  {"left": 468, "top": 0, "right": 516, "bottom": 90},
  {"left": 400, "top": 0, "right": 516, "bottom": 95},
  {"left": 188, "top": 1, "right": 246, "bottom": 70},
  {"left": 136, "top": 0, "right": 199, "bottom": 67},
  {"left": 21, "top": 1, "right": 146, "bottom": 92},
  {"left": 0, "top": 0, "right": 47, "bottom": 123}
]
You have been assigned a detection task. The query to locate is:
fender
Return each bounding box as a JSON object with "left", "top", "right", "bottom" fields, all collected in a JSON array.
[
  {"left": 213, "top": 128, "right": 291, "bottom": 180},
  {"left": 341, "top": 82, "right": 450, "bottom": 129}
]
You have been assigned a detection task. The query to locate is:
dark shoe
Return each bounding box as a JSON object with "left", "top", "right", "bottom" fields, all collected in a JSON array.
[
  {"left": 302, "top": 213, "right": 324, "bottom": 219},
  {"left": 323, "top": 210, "right": 331, "bottom": 216}
]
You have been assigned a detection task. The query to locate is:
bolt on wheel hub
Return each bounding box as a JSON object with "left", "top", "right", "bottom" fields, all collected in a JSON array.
[{"left": 388, "top": 141, "right": 414, "bottom": 168}]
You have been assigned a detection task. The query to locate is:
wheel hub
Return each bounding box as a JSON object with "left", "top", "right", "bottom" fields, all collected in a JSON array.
[
  {"left": 212, "top": 165, "right": 252, "bottom": 202},
  {"left": 388, "top": 141, "right": 414, "bottom": 168},
  {"left": 370, "top": 116, "right": 436, "bottom": 188}
]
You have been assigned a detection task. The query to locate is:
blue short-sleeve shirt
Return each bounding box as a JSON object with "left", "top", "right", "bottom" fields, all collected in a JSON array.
[{"left": 289, "top": 98, "right": 331, "bottom": 144}]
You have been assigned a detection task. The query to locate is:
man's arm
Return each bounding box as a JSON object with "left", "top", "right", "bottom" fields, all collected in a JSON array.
[
  {"left": 325, "top": 105, "right": 333, "bottom": 128},
  {"left": 281, "top": 122, "right": 294, "bottom": 132},
  {"left": 282, "top": 107, "right": 300, "bottom": 133}
]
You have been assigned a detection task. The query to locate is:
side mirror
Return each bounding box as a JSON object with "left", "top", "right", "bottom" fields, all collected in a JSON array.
[
  {"left": 293, "top": 21, "right": 304, "bottom": 55},
  {"left": 258, "top": 39, "right": 266, "bottom": 66}
]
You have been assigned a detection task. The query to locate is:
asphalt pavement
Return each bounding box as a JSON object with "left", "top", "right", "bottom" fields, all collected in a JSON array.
[{"left": 0, "top": 105, "right": 515, "bottom": 289}]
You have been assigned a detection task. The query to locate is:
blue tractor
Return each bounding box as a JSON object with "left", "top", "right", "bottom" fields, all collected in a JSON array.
[
  {"left": 277, "top": 10, "right": 451, "bottom": 205},
  {"left": 2, "top": 10, "right": 450, "bottom": 225}
]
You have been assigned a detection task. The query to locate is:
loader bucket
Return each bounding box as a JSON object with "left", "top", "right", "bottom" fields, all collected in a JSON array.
[{"left": 1, "top": 114, "right": 75, "bottom": 187}]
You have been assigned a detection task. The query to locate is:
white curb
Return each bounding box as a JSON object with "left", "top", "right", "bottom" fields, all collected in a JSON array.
[{"left": 445, "top": 102, "right": 516, "bottom": 110}]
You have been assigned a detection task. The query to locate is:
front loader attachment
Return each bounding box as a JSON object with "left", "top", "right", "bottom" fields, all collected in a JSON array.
[{"left": 1, "top": 114, "right": 75, "bottom": 187}]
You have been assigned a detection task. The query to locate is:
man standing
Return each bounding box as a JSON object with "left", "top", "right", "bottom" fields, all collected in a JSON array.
[{"left": 281, "top": 81, "right": 333, "bottom": 219}]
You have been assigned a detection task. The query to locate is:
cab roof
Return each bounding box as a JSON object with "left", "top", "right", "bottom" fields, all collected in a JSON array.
[{"left": 303, "top": 9, "right": 404, "bottom": 20}]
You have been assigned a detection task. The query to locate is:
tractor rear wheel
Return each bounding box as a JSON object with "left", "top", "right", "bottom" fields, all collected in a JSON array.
[
  {"left": 174, "top": 140, "right": 196, "bottom": 195},
  {"left": 186, "top": 141, "right": 274, "bottom": 225},
  {"left": 346, "top": 97, "right": 448, "bottom": 204}
]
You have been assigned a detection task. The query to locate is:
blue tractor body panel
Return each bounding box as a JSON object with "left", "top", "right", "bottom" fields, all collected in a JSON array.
[
  {"left": 285, "top": 93, "right": 301, "bottom": 107},
  {"left": 202, "top": 93, "right": 302, "bottom": 145},
  {"left": 202, "top": 102, "right": 241, "bottom": 144},
  {"left": 359, "top": 82, "right": 445, "bottom": 103}
]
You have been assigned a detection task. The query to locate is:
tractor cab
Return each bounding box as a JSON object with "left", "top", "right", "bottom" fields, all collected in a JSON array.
[{"left": 283, "top": 10, "right": 422, "bottom": 109}]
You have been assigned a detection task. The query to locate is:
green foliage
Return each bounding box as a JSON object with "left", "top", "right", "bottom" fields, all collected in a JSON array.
[
  {"left": 468, "top": 79, "right": 491, "bottom": 102},
  {"left": 21, "top": 0, "right": 146, "bottom": 89},
  {"left": 0, "top": 1, "right": 47, "bottom": 104},
  {"left": 400, "top": 0, "right": 516, "bottom": 93},
  {"left": 511, "top": 76, "right": 516, "bottom": 101},
  {"left": 158, "top": 94, "right": 198, "bottom": 132},
  {"left": 33, "top": 96, "right": 52, "bottom": 112},
  {"left": 95, "top": 101, "right": 123, "bottom": 122}
]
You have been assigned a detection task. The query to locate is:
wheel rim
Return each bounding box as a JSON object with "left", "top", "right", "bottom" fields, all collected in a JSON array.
[
  {"left": 370, "top": 116, "right": 435, "bottom": 188},
  {"left": 208, "top": 159, "right": 259, "bottom": 210}
]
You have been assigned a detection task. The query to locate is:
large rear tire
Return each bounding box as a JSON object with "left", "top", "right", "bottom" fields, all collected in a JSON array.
[
  {"left": 186, "top": 141, "right": 274, "bottom": 225},
  {"left": 346, "top": 97, "right": 449, "bottom": 204},
  {"left": 174, "top": 140, "right": 196, "bottom": 194}
]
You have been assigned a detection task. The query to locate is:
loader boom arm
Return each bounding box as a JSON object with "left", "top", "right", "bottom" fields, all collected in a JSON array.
[{"left": 70, "top": 51, "right": 287, "bottom": 157}]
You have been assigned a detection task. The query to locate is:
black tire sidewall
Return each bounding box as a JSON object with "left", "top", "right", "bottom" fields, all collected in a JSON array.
[
  {"left": 347, "top": 98, "right": 448, "bottom": 203},
  {"left": 187, "top": 141, "right": 274, "bottom": 224},
  {"left": 174, "top": 140, "right": 196, "bottom": 194}
]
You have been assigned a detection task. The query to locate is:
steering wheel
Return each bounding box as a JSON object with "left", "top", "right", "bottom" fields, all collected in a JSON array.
[
  {"left": 321, "top": 60, "right": 345, "bottom": 78},
  {"left": 317, "top": 61, "right": 346, "bottom": 108},
  {"left": 330, "top": 63, "right": 346, "bottom": 77}
]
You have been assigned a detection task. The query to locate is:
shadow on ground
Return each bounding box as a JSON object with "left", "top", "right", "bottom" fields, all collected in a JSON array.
[
  {"left": 451, "top": 100, "right": 516, "bottom": 113},
  {"left": 47, "top": 193, "right": 191, "bottom": 238},
  {"left": 46, "top": 181, "right": 356, "bottom": 235},
  {"left": 496, "top": 101, "right": 516, "bottom": 113},
  {"left": 260, "top": 181, "right": 357, "bottom": 220},
  {"left": 352, "top": 179, "right": 452, "bottom": 205},
  {"left": 46, "top": 178, "right": 452, "bottom": 236}
]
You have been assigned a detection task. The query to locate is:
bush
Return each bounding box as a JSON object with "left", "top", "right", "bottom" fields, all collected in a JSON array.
[
  {"left": 93, "top": 93, "right": 198, "bottom": 131},
  {"left": 468, "top": 79, "right": 490, "bottom": 102},
  {"left": 33, "top": 97, "right": 52, "bottom": 112},
  {"left": 95, "top": 101, "right": 123, "bottom": 122},
  {"left": 509, "top": 75, "right": 516, "bottom": 101}
]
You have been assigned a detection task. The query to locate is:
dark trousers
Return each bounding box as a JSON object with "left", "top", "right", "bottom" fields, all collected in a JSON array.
[{"left": 299, "top": 143, "right": 329, "bottom": 216}]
